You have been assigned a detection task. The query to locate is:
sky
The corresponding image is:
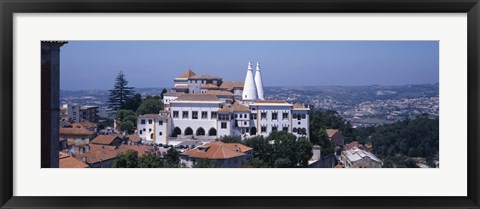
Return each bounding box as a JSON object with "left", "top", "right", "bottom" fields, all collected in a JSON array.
[{"left": 60, "top": 41, "right": 439, "bottom": 91}]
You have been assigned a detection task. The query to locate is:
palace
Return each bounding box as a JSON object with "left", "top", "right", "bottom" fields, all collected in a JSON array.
[{"left": 137, "top": 62, "right": 310, "bottom": 144}]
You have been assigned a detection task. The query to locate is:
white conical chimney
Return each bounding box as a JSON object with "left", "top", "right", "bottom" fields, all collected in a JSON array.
[
  {"left": 242, "top": 62, "right": 258, "bottom": 101},
  {"left": 254, "top": 62, "right": 265, "bottom": 100}
]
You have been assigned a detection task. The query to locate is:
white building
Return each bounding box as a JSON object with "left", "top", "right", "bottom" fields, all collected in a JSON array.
[{"left": 137, "top": 62, "right": 310, "bottom": 144}]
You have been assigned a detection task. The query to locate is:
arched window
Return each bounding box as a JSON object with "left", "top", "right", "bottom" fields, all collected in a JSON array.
[
  {"left": 208, "top": 128, "right": 217, "bottom": 136},
  {"left": 185, "top": 127, "right": 193, "bottom": 136},
  {"left": 196, "top": 127, "right": 205, "bottom": 136},
  {"left": 172, "top": 127, "right": 181, "bottom": 137}
]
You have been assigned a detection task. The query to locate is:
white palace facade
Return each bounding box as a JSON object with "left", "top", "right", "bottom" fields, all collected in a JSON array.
[{"left": 137, "top": 62, "right": 310, "bottom": 144}]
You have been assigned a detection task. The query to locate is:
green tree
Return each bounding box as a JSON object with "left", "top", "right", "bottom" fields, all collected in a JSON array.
[
  {"left": 108, "top": 71, "right": 135, "bottom": 113},
  {"left": 120, "top": 120, "right": 135, "bottom": 134},
  {"left": 124, "top": 93, "right": 142, "bottom": 112},
  {"left": 273, "top": 158, "right": 291, "bottom": 168},
  {"left": 193, "top": 159, "right": 223, "bottom": 168},
  {"left": 116, "top": 109, "right": 136, "bottom": 121},
  {"left": 138, "top": 154, "right": 165, "bottom": 168},
  {"left": 137, "top": 97, "right": 164, "bottom": 115},
  {"left": 240, "top": 157, "right": 270, "bottom": 168},
  {"left": 164, "top": 148, "right": 181, "bottom": 167},
  {"left": 113, "top": 150, "right": 139, "bottom": 168},
  {"left": 160, "top": 88, "right": 168, "bottom": 99},
  {"left": 219, "top": 135, "right": 242, "bottom": 143}
]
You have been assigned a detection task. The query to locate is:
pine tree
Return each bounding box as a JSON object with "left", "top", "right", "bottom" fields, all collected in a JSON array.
[{"left": 108, "top": 71, "right": 134, "bottom": 113}]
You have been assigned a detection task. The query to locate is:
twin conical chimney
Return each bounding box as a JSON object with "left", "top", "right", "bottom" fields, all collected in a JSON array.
[
  {"left": 242, "top": 62, "right": 258, "bottom": 100},
  {"left": 254, "top": 62, "right": 265, "bottom": 100}
]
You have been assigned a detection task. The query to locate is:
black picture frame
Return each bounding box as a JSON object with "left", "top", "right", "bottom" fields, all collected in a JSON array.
[{"left": 1, "top": 0, "right": 479, "bottom": 208}]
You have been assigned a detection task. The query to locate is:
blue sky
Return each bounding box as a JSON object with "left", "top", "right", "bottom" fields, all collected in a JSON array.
[{"left": 60, "top": 41, "right": 439, "bottom": 90}]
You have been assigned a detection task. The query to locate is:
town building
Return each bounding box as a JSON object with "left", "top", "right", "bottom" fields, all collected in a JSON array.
[
  {"left": 61, "top": 103, "right": 99, "bottom": 123},
  {"left": 59, "top": 152, "right": 89, "bottom": 168},
  {"left": 327, "top": 129, "right": 345, "bottom": 147},
  {"left": 180, "top": 141, "right": 253, "bottom": 168},
  {"left": 341, "top": 147, "right": 383, "bottom": 168},
  {"left": 137, "top": 62, "right": 310, "bottom": 144}
]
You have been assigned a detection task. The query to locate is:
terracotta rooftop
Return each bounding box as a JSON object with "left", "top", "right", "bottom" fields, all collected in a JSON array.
[
  {"left": 76, "top": 144, "right": 153, "bottom": 164},
  {"left": 127, "top": 133, "right": 141, "bottom": 143},
  {"left": 326, "top": 129, "right": 339, "bottom": 138},
  {"left": 91, "top": 134, "right": 122, "bottom": 145},
  {"left": 59, "top": 152, "right": 89, "bottom": 168},
  {"left": 163, "top": 91, "right": 184, "bottom": 97},
  {"left": 190, "top": 74, "right": 222, "bottom": 80},
  {"left": 138, "top": 114, "right": 169, "bottom": 120},
  {"left": 219, "top": 81, "right": 244, "bottom": 90},
  {"left": 174, "top": 94, "right": 220, "bottom": 102},
  {"left": 178, "top": 69, "right": 196, "bottom": 78},
  {"left": 205, "top": 90, "right": 234, "bottom": 96},
  {"left": 80, "top": 121, "right": 97, "bottom": 128},
  {"left": 60, "top": 127, "right": 94, "bottom": 136},
  {"left": 218, "top": 106, "right": 232, "bottom": 113},
  {"left": 181, "top": 141, "right": 252, "bottom": 159},
  {"left": 293, "top": 103, "right": 306, "bottom": 109},
  {"left": 231, "top": 104, "right": 250, "bottom": 112},
  {"left": 344, "top": 141, "right": 361, "bottom": 150},
  {"left": 201, "top": 84, "right": 219, "bottom": 89}
]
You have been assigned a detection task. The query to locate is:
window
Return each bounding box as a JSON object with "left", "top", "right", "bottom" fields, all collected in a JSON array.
[
  {"left": 251, "top": 113, "right": 257, "bottom": 120},
  {"left": 182, "top": 111, "right": 189, "bottom": 119},
  {"left": 293, "top": 114, "right": 298, "bottom": 119},
  {"left": 159, "top": 121, "right": 163, "bottom": 125},
  {"left": 141, "top": 119, "right": 145, "bottom": 124},
  {"left": 244, "top": 114, "right": 247, "bottom": 118},
  {"left": 219, "top": 114, "right": 229, "bottom": 120},
  {"left": 148, "top": 119, "right": 152, "bottom": 124},
  {"left": 159, "top": 132, "right": 162, "bottom": 136},
  {"left": 272, "top": 126, "right": 278, "bottom": 131},
  {"left": 235, "top": 121, "right": 238, "bottom": 127},
  {"left": 173, "top": 111, "right": 179, "bottom": 118},
  {"left": 283, "top": 112, "right": 289, "bottom": 120},
  {"left": 221, "top": 122, "right": 227, "bottom": 129},
  {"left": 302, "top": 114, "right": 306, "bottom": 119},
  {"left": 252, "top": 107, "right": 256, "bottom": 110},
  {"left": 298, "top": 122, "right": 301, "bottom": 125},
  {"left": 143, "top": 128, "right": 146, "bottom": 132},
  {"left": 201, "top": 111, "right": 208, "bottom": 119},
  {"left": 211, "top": 112, "right": 217, "bottom": 119},
  {"left": 235, "top": 114, "right": 238, "bottom": 119},
  {"left": 244, "top": 121, "right": 247, "bottom": 125},
  {"left": 261, "top": 112, "right": 267, "bottom": 120},
  {"left": 192, "top": 111, "right": 198, "bottom": 119},
  {"left": 261, "top": 126, "right": 267, "bottom": 133},
  {"left": 139, "top": 130, "right": 143, "bottom": 135},
  {"left": 272, "top": 112, "right": 278, "bottom": 120},
  {"left": 282, "top": 127, "right": 288, "bottom": 132},
  {"left": 149, "top": 128, "right": 152, "bottom": 132}
]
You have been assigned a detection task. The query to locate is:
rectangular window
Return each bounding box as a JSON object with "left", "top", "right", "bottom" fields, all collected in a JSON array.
[
  {"left": 173, "top": 111, "right": 179, "bottom": 118},
  {"left": 159, "top": 132, "right": 162, "bottom": 136},
  {"left": 148, "top": 119, "right": 152, "bottom": 124},
  {"left": 272, "top": 112, "right": 278, "bottom": 120},
  {"left": 235, "top": 114, "right": 238, "bottom": 119},
  {"left": 139, "top": 130, "right": 143, "bottom": 135},
  {"left": 201, "top": 111, "right": 208, "bottom": 119},
  {"left": 221, "top": 122, "right": 227, "bottom": 129},
  {"left": 261, "top": 126, "right": 267, "bottom": 133},
  {"left": 244, "top": 114, "right": 247, "bottom": 118},
  {"left": 211, "top": 112, "right": 217, "bottom": 119},
  {"left": 283, "top": 112, "right": 289, "bottom": 120},
  {"left": 159, "top": 121, "right": 163, "bottom": 125},
  {"left": 272, "top": 126, "right": 278, "bottom": 131},
  {"left": 261, "top": 112, "right": 267, "bottom": 120},
  {"left": 141, "top": 119, "right": 145, "bottom": 124},
  {"left": 192, "top": 111, "right": 198, "bottom": 119},
  {"left": 282, "top": 127, "right": 288, "bottom": 132},
  {"left": 182, "top": 111, "right": 189, "bottom": 119}
]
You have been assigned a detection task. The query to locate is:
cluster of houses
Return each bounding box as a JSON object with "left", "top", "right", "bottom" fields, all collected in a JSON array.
[{"left": 58, "top": 62, "right": 382, "bottom": 168}]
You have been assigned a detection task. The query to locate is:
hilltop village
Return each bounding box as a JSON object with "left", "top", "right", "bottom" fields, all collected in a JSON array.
[{"left": 58, "top": 62, "right": 385, "bottom": 168}]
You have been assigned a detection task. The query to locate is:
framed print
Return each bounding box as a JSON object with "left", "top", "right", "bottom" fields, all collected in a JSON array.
[{"left": 1, "top": 0, "right": 479, "bottom": 208}]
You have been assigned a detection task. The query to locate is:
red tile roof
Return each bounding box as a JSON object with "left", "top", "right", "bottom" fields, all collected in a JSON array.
[
  {"left": 205, "top": 90, "right": 234, "bottom": 96},
  {"left": 181, "top": 141, "right": 252, "bottom": 159},
  {"left": 60, "top": 127, "right": 94, "bottom": 136},
  {"left": 231, "top": 104, "right": 250, "bottom": 112},
  {"left": 219, "top": 81, "right": 244, "bottom": 90},
  {"left": 59, "top": 152, "right": 89, "bottom": 168},
  {"left": 326, "top": 129, "right": 339, "bottom": 138},
  {"left": 91, "top": 134, "right": 122, "bottom": 145},
  {"left": 178, "top": 69, "right": 196, "bottom": 78}
]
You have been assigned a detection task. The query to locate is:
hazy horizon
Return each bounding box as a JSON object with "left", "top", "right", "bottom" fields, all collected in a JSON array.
[{"left": 60, "top": 41, "right": 439, "bottom": 91}]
